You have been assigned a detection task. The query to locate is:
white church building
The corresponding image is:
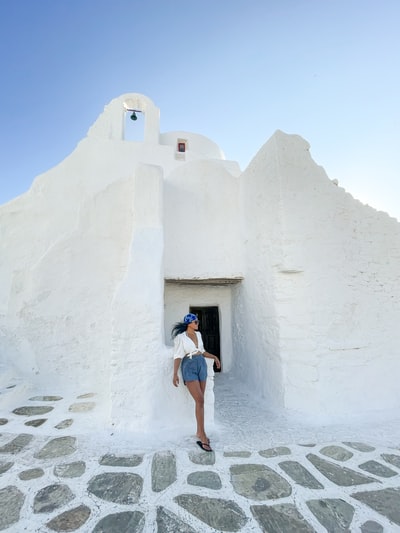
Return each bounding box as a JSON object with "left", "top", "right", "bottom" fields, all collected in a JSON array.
[{"left": 1, "top": 93, "right": 400, "bottom": 432}]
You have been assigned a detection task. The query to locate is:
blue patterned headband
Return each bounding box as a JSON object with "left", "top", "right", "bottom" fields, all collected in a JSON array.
[{"left": 184, "top": 313, "right": 198, "bottom": 324}]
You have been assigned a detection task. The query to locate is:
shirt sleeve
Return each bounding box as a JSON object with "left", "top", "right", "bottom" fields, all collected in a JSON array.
[{"left": 173, "top": 334, "right": 186, "bottom": 360}]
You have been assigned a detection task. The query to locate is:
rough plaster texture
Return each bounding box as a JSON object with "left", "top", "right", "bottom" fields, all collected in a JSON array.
[
  {"left": 164, "top": 159, "right": 243, "bottom": 279},
  {"left": 160, "top": 131, "right": 226, "bottom": 161},
  {"left": 235, "top": 131, "right": 400, "bottom": 420},
  {"left": 1, "top": 92, "right": 400, "bottom": 432}
]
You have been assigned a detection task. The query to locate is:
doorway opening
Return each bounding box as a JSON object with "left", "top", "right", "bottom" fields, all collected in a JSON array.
[{"left": 190, "top": 306, "right": 221, "bottom": 372}]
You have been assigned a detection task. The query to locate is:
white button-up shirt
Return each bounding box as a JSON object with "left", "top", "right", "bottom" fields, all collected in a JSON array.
[{"left": 173, "top": 331, "right": 205, "bottom": 360}]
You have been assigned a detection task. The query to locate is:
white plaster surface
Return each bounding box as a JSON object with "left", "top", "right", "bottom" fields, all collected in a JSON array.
[
  {"left": 163, "top": 158, "right": 243, "bottom": 280},
  {"left": 234, "top": 130, "right": 400, "bottom": 420},
  {"left": 160, "top": 130, "right": 227, "bottom": 161},
  {"left": 1, "top": 93, "right": 400, "bottom": 435}
]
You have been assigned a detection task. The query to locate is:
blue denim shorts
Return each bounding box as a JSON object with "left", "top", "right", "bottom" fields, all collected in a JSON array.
[{"left": 181, "top": 355, "right": 207, "bottom": 384}]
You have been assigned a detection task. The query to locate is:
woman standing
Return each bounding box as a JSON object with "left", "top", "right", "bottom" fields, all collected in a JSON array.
[{"left": 172, "top": 313, "right": 220, "bottom": 452}]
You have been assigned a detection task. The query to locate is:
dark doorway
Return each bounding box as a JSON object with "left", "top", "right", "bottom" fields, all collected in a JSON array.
[{"left": 190, "top": 306, "right": 221, "bottom": 372}]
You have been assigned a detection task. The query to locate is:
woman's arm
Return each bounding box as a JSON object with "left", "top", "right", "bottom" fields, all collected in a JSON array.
[
  {"left": 173, "top": 358, "right": 181, "bottom": 386},
  {"left": 204, "top": 351, "right": 221, "bottom": 369},
  {"left": 172, "top": 334, "right": 185, "bottom": 387},
  {"left": 197, "top": 333, "right": 221, "bottom": 369}
]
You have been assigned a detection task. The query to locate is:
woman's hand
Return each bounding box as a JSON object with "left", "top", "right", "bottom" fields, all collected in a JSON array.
[
  {"left": 172, "top": 358, "right": 181, "bottom": 387},
  {"left": 204, "top": 351, "right": 221, "bottom": 369}
]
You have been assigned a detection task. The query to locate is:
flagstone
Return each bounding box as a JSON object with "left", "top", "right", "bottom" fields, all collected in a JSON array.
[
  {"left": 187, "top": 470, "right": 222, "bottom": 489},
  {"left": 46, "top": 504, "right": 91, "bottom": 532},
  {"left": 93, "top": 511, "right": 145, "bottom": 533},
  {"left": 352, "top": 487, "right": 400, "bottom": 526},
  {"left": 0, "top": 486, "right": 25, "bottom": 530},
  {"left": 306, "top": 453, "right": 377, "bottom": 486},
  {"left": 33, "top": 483, "right": 74, "bottom": 513},
  {"left": 54, "top": 461, "right": 86, "bottom": 478},
  {"left": 306, "top": 498, "right": 354, "bottom": 532},
  {"left": 360, "top": 520, "right": 384, "bottom": 532},
  {"left": 156, "top": 506, "right": 197, "bottom": 533},
  {"left": 18, "top": 467, "right": 44, "bottom": 480},
  {"left": 259, "top": 446, "right": 291, "bottom": 458},
  {"left": 152, "top": 451, "right": 177, "bottom": 492},
  {"left": 54, "top": 419, "right": 73, "bottom": 429},
  {"left": 68, "top": 402, "right": 95, "bottom": 412},
  {"left": 88, "top": 472, "right": 143, "bottom": 504},
  {"left": 34, "top": 436, "right": 77, "bottom": 459},
  {"left": 175, "top": 493, "right": 247, "bottom": 531},
  {"left": 319, "top": 445, "right": 353, "bottom": 461},
  {"left": 279, "top": 460, "right": 324, "bottom": 489},
  {"left": 188, "top": 449, "right": 215, "bottom": 465},
  {"left": 29, "top": 396, "right": 63, "bottom": 402},
  {"left": 13, "top": 406, "right": 53, "bottom": 416},
  {"left": 25, "top": 418, "right": 47, "bottom": 427},
  {"left": 0, "top": 461, "right": 13, "bottom": 474},
  {"left": 224, "top": 451, "right": 252, "bottom": 458},
  {"left": 0, "top": 433, "right": 33, "bottom": 454},
  {"left": 251, "top": 503, "right": 315, "bottom": 533},
  {"left": 230, "top": 463, "right": 292, "bottom": 500},
  {"left": 343, "top": 442, "right": 376, "bottom": 452},
  {"left": 359, "top": 460, "right": 398, "bottom": 478},
  {"left": 381, "top": 453, "right": 400, "bottom": 469},
  {"left": 99, "top": 453, "right": 143, "bottom": 467}
]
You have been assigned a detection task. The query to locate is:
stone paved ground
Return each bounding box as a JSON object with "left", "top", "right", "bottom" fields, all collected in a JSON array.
[{"left": 1, "top": 381, "right": 400, "bottom": 532}]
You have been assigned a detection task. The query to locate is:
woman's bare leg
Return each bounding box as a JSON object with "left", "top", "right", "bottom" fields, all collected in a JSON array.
[
  {"left": 196, "top": 380, "right": 209, "bottom": 443},
  {"left": 186, "top": 379, "right": 210, "bottom": 448}
]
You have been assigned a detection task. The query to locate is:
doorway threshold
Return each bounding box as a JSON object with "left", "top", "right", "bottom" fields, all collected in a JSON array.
[{"left": 164, "top": 277, "right": 243, "bottom": 286}]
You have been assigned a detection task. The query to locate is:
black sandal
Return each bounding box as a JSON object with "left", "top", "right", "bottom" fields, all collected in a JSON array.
[{"left": 196, "top": 440, "right": 213, "bottom": 452}]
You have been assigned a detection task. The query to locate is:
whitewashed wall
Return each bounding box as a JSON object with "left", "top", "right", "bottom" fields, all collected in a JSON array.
[
  {"left": 0, "top": 171, "right": 136, "bottom": 391},
  {"left": 238, "top": 130, "right": 400, "bottom": 420},
  {"left": 160, "top": 131, "right": 225, "bottom": 160},
  {"left": 233, "top": 134, "right": 284, "bottom": 410},
  {"left": 1, "top": 93, "right": 400, "bottom": 429},
  {"left": 164, "top": 159, "right": 243, "bottom": 279},
  {"left": 276, "top": 132, "right": 400, "bottom": 420},
  {"left": 0, "top": 93, "right": 230, "bottom": 431}
]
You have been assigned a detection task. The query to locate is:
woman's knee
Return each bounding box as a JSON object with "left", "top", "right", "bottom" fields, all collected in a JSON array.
[
  {"left": 195, "top": 387, "right": 205, "bottom": 406},
  {"left": 195, "top": 395, "right": 204, "bottom": 408},
  {"left": 190, "top": 387, "right": 204, "bottom": 406}
]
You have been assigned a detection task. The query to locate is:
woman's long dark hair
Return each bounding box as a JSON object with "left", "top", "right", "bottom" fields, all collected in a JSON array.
[{"left": 171, "top": 321, "right": 187, "bottom": 338}]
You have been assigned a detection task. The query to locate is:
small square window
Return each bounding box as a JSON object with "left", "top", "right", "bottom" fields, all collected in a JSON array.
[{"left": 178, "top": 142, "right": 186, "bottom": 153}]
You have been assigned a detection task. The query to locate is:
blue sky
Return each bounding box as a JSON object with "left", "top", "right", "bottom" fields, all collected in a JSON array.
[{"left": 1, "top": 0, "right": 399, "bottom": 220}]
